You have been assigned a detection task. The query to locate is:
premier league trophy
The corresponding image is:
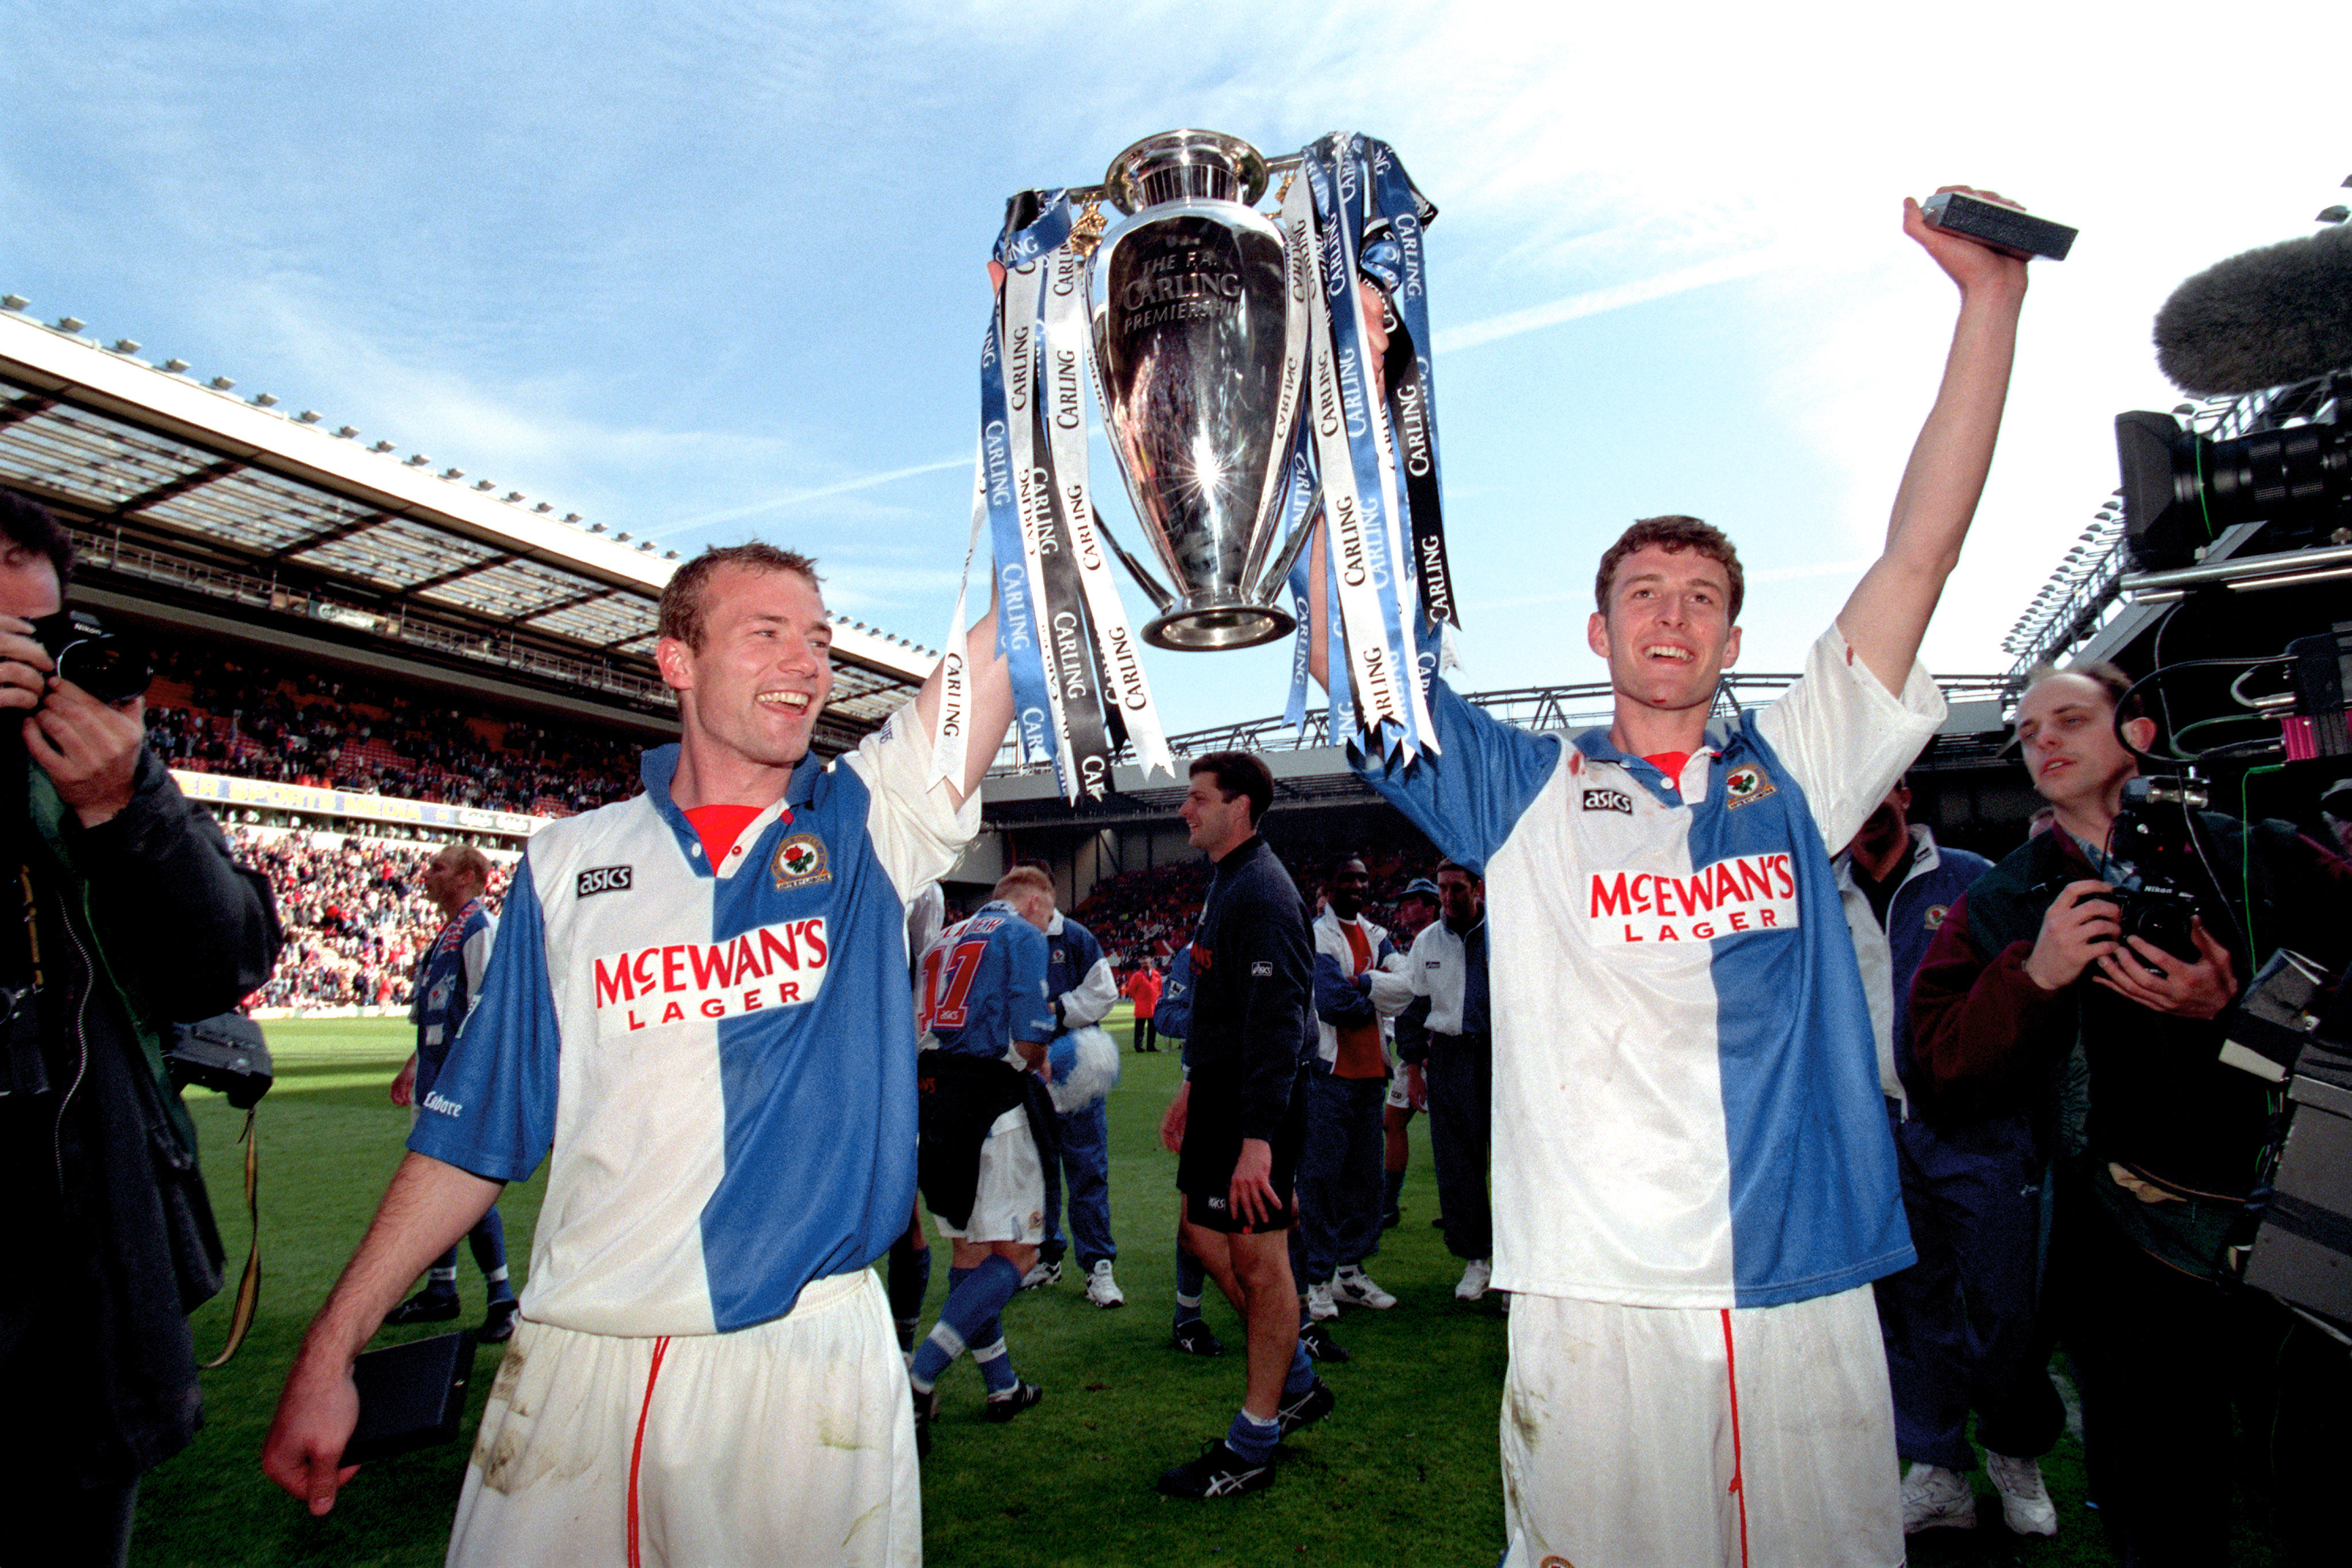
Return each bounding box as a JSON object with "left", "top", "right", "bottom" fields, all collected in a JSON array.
[
  {"left": 1087, "top": 131, "right": 1309, "bottom": 651},
  {"left": 931, "top": 129, "right": 1452, "bottom": 804}
]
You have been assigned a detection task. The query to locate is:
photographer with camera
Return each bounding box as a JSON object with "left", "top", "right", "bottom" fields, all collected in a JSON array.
[
  {"left": 0, "top": 491, "right": 282, "bottom": 1567},
  {"left": 1910, "top": 661, "right": 2351, "bottom": 1563}
]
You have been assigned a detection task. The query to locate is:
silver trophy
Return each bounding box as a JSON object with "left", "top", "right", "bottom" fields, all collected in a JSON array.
[{"left": 1087, "top": 130, "right": 1314, "bottom": 651}]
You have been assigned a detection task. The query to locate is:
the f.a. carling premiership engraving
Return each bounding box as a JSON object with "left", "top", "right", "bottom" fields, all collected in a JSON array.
[{"left": 930, "top": 129, "right": 1459, "bottom": 798}]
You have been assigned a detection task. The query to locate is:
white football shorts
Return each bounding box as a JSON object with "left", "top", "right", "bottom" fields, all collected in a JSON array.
[
  {"left": 445, "top": 1269, "right": 919, "bottom": 1567},
  {"left": 1499, "top": 1283, "right": 1900, "bottom": 1568},
  {"left": 930, "top": 1105, "right": 1045, "bottom": 1245}
]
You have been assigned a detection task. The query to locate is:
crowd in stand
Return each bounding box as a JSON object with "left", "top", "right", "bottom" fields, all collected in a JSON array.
[
  {"left": 1068, "top": 845, "right": 1442, "bottom": 977},
  {"left": 143, "top": 646, "right": 640, "bottom": 816},
  {"left": 229, "top": 827, "right": 508, "bottom": 1011}
]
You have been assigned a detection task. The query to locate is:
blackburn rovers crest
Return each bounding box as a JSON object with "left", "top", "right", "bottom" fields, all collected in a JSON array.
[
  {"left": 772, "top": 833, "right": 830, "bottom": 889},
  {"left": 1723, "top": 764, "right": 1777, "bottom": 808}
]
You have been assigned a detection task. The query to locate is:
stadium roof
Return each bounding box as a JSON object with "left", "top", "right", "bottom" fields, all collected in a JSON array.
[{"left": 0, "top": 300, "right": 933, "bottom": 751}]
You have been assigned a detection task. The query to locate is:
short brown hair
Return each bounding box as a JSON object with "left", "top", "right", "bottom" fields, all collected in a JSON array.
[
  {"left": 658, "top": 543, "right": 823, "bottom": 651},
  {"left": 2022, "top": 659, "right": 2147, "bottom": 725},
  {"left": 436, "top": 843, "right": 493, "bottom": 887},
  {"left": 1595, "top": 516, "right": 1744, "bottom": 624},
  {"left": 1190, "top": 752, "right": 1274, "bottom": 826},
  {"left": 992, "top": 865, "right": 1055, "bottom": 905}
]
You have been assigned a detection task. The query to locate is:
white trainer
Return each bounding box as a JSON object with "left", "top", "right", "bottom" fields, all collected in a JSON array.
[
  {"left": 1019, "top": 1259, "right": 1061, "bottom": 1291},
  {"left": 1084, "top": 1259, "right": 1125, "bottom": 1309},
  {"left": 1900, "top": 1462, "right": 1978, "bottom": 1533},
  {"left": 1331, "top": 1265, "right": 1396, "bottom": 1309},
  {"left": 1305, "top": 1280, "right": 1339, "bottom": 1321},
  {"left": 1985, "top": 1451, "right": 2059, "bottom": 1537},
  {"left": 1453, "top": 1258, "right": 1491, "bottom": 1301}
]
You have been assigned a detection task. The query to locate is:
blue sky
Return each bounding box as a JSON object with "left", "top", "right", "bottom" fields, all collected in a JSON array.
[{"left": 7, "top": 2, "right": 2347, "bottom": 740}]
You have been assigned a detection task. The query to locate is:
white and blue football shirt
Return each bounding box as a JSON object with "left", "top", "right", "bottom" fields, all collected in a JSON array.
[
  {"left": 918, "top": 902, "right": 1055, "bottom": 1062},
  {"left": 412, "top": 704, "right": 979, "bottom": 1337},
  {"left": 1356, "top": 626, "right": 1941, "bottom": 1308}
]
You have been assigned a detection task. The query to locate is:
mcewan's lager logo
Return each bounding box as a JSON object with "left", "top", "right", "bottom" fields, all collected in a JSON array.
[
  {"left": 1723, "top": 764, "right": 1777, "bottom": 808},
  {"left": 1587, "top": 853, "right": 1800, "bottom": 945},
  {"left": 592, "top": 916, "right": 830, "bottom": 1033},
  {"left": 772, "top": 833, "right": 829, "bottom": 889}
]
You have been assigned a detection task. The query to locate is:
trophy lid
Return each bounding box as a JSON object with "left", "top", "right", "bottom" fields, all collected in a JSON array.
[{"left": 1102, "top": 130, "right": 1267, "bottom": 216}]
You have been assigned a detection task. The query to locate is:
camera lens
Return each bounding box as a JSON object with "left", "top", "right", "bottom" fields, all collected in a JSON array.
[{"left": 55, "top": 635, "right": 149, "bottom": 706}]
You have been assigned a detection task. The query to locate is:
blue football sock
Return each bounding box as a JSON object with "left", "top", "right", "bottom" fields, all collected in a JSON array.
[
  {"left": 469, "top": 1207, "right": 514, "bottom": 1300},
  {"left": 910, "top": 1256, "right": 1022, "bottom": 1391},
  {"left": 1282, "top": 1343, "right": 1314, "bottom": 1397},
  {"left": 1383, "top": 1167, "right": 1406, "bottom": 1212},
  {"left": 973, "top": 1338, "right": 1018, "bottom": 1395},
  {"left": 1225, "top": 1407, "right": 1279, "bottom": 1465}
]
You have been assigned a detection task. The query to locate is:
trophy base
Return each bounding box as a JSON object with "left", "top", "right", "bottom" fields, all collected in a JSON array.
[{"left": 1143, "top": 603, "right": 1295, "bottom": 652}]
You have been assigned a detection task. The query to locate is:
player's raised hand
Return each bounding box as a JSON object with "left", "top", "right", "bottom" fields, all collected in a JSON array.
[{"left": 1904, "top": 185, "right": 2031, "bottom": 298}]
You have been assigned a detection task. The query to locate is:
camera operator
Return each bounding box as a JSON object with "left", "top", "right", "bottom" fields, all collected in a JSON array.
[
  {"left": 1910, "top": 661, "right": 2351, "bottom": 1565},
  {"left": 0, "top": 491, "right": 281, "bottom": 1567}
]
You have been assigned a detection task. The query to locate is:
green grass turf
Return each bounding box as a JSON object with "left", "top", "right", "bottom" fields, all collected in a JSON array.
[{"left": 133, "top": 1014, "right": 2277, "bottom": 1566}]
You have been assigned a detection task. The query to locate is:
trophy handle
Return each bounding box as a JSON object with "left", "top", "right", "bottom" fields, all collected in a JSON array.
[
  {"left": 1250, "top": 485, "right": 1323, "bottom": 605},
  {"left": 1093, "top": 509, "right": 1178, "bottom": 613}
]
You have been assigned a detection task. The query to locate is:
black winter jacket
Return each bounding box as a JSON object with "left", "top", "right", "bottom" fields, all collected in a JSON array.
[
  {"left": 0, "top": 748, "right": 281, "bottom": 1488},
  {"left": 1182, "top": 835, "right": 1313, "bottom": 1143}
]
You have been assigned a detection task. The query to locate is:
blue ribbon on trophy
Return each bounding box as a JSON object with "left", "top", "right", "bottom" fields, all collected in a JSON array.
[
  {"left": 935, "top": 189, "right": 1171, "bottom": 803},
  {"left": 1272, "top": 133, "right": 1456, "bottom": 758}
]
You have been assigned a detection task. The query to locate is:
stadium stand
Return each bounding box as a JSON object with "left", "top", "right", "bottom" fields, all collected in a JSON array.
[
  {"left": 230, "top": 826, "right": 510, "bottom": 1015},
  {"left": 146, "top": 645, "right": 639, "bottom": 816}
]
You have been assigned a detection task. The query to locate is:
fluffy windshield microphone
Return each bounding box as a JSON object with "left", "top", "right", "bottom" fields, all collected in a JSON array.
[{"left": 2155, "top": 223, "right": 2352, "bottom": 396}]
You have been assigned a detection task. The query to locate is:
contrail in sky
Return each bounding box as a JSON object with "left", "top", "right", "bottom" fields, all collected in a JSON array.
[
  {"left": 1436, "top": 245, "right": 1803, "bottom": 355},
  {"left": 652, "top": 454, "right": 972, "bottom": 537}
]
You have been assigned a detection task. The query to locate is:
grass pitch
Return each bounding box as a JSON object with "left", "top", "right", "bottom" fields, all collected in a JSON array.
[{"left": 134, "top": 1015, "right": 2250, "bottom": 1566}]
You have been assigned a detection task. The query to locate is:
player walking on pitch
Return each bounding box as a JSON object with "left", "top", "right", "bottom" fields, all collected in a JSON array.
[
  {"left": 908, "top": 866, "right": 1060, "bottom": 1441},
  {"left": 1155, "top": 753, "right": 1336, "bottom": 1498}
]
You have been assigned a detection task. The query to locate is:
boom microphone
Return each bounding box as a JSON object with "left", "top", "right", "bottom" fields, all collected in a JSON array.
[{"left": 2154, "top": 222, "right": 2352, "bottom": 397}]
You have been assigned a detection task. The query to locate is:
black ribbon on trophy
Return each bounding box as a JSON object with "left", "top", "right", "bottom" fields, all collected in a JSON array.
[{"left": 933, "top": 130, "right": 1457, "bottom": 797}]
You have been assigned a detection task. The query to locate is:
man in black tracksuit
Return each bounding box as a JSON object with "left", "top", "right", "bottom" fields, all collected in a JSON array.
[{"left": 1155, "top": 752, "right": 1329, "bottom": 1497}]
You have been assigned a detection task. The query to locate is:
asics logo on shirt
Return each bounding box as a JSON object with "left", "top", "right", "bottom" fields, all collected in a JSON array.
[
  {"left": 591, "top": 916, "right": 831, "bottom": 1033},
  {"left": 1588, "top": 853, "right": 1800, "bottom": 944},
  {"left": 1581, "top": 787, "right": 1634, "bottom": 815},
  {"left": 577, "top": 865, "right": 634, "bottom": 897}
]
